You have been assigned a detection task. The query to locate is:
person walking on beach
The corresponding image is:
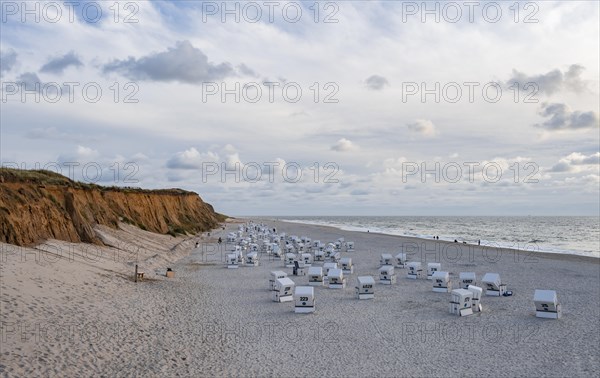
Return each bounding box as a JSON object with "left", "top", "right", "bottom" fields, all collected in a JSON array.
[
  {"left": 218, "top": 237, "right": 222, "bottom": 244},
  {"left": 478, "top": 240, "right": 481, "bottom": 245}
]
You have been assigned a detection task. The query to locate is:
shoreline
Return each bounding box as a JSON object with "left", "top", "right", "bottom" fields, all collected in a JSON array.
[{"left": 265, "top": 217, "right": 600, "bottom": 260}]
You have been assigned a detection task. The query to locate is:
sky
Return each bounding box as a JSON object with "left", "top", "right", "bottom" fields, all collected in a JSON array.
[{"left": 0, "top": 0, "right": 599, "bottom": 216}]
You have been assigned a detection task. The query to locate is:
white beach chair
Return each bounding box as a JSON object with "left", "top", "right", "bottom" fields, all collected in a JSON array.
[
  {"left": 356, "top": 276, "right": 375, "bottom": 299},
  {"left": 226, "top": 253, "right": 238, "bottom": 269},
  {"left": 272, "top": 277, "right": 295, "bottom": 303},
  {"left": 482, "top": 273, "right": 507, "bottom": 296},
  {"left": 395, "top": 253, "right": 407, "bottom": 268},
  {"left": 308, "top": 267, "right": 324, "bottom": 286},
  {"left": 427, "top": 262, "right": 441, "bottom": 280},
  {"left": 460, "top": 272, "right": 476, "bottom": 289},
  {"left": 327, "top": 268, "right": 346, "bottom": 289},
  {"left": 467, "top": 285, "right": 483, "bottom": 312},
  {"left": 269, "top": 271, "right": 287, "bottom": 291},
  {"left": 294, "top": 286, "right": 315, "bottom": 314},
  {"left": 449, "top": 289, "right": 473, "bottom": 316},
  {"left": 380, "top": 254, "right": 393, "bottom": 266},
  {"left": 340, "top": 257, "right": 354, "bottom": 274},
  {"left": 534, "top": 290, "right": 562, "bottom": 319},
  {"left": 432, "top": 271, "right": 451, "bottom": 292},
  {"left": 379, "top": 265, "right": 396, "bottom": 285},
  {"left": 407, "top": 262, "right": 423, "bottom": 279}
]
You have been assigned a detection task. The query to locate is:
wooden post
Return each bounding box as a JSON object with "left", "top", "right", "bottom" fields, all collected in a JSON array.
[{"left": 135, "top": 264, "right": 138, "bottom": 282}]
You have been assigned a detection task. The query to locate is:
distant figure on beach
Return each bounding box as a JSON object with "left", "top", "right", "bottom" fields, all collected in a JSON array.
[
  {"left": 436, "top": 236, "right": 439, "bottom": 240},
  {"left": 195, "top": 242, "right": 199, "bottom": 248},
  {"left": 367, "top": 230, "right": 370, "bottom": 233},
  {"left": 273, "top": 228, "right": 276, "bottom": 233},
  {"left": 218, "top": 237, "right": 222, "bottom": 244},
  {"left": 478, "top": 240, "right": 481, "bottom": 245},
  {"left": 454, "top": 239, "right": 458, "bottom": 243}
]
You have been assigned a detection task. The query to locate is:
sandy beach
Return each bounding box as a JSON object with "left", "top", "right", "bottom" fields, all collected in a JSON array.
[{"left": 1, "top": 219, "right": 599, "bottom": 377}]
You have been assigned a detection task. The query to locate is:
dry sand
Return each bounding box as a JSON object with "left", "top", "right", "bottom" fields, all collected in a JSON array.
[{"left": 1, "top": 219, "right": 598, "bottom": 377}]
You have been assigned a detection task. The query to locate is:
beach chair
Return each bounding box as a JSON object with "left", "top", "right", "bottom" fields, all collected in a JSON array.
[
  {"left": 327, "top": 268, "right": 346, "bottom": 289},
  {"left": 293, "top": 260, "right": 307, "bottom": 276},
  {"left": 246, "top": 251, "right": 259, "bottom": 266},
  {"left": 450, "top": 289, "right": 473, "bottom": 316},
  {"left": 294, "top": 286, "right": 315, "bottom": 313},
  {"left": 285, "top": 253, "right": 296, "bottom": 268},
  {"left": 340, "top": 257, "right": 354, "bottom": 274},
  {"left": 356, "top": 276, "right": 375, "bottom": 299},
  {"left": 432, "top": 271, "right": 451, "bottom": 292},
  {"left": 269, "top": 271, "right": 287, "bottom": 291},
  {"left": 314, "top": 249, "right": 325, "bottom": 262},
  {"left": 427, "top": 262, "right": 441, "bottom": 280},
  {"left": 272, "top": 277, "right": 295, "bottom": 302},
  {"left": 380, "top": 254, "right": 393, "bottom": 265},
  {"left": 534, "top": 290, "right": 562, "bottom": 319},
  {"left": 302, "top": 253, "right": 313, "bottom": 266},
  {"left": 226, "top": 253, "right": 239, "bottom": 269},
  {"left": 346, "top": 241, "right": 355, "bottom": 252},
  {"left": 460, "top": 272, "right": 476, "bottom": 289},
  {"left": 379, "top": 265, "right": 396, "bottom": 285},
  {"left": 482, "top": 273, "right": 507, "bottom": 296},
  {"left": 467, "top": 285, "right": 483, "bottom": 312},
  {"left": 395, "top": 253, "right": 407, "bottom": 268},
  {"left": 308, "top": 267, "right": 324, "bottom": 286},
  {"left": 407, "top": 262, "right": 423, "bottom": 279}
]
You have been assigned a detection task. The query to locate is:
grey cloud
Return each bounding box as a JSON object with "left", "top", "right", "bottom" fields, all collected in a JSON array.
[
  {"left": 365, "top": 75, "right": 389, "bottom": 90},
  {"left": 238, "top": 63, "right": 259, "bottom": 77},
  {"left": 549, "top": 161, "right": 572, "bottom": 172},
  {"left": 40, "top": 51, "right": 83, "bottom": 74},
  {"left": 17, "top": 72, "right": 43, "bottom": 90},
  {"left": 1, "top": 49, "right": 17, "bottom": 77},
  {"left": 103, "top": 41, "right": 241, "bottom": 83},
  {"left": 507, "top": 64, "right": 587, "bottom": 95},
  {"left": 536, "top": 103, "right": 599, "bottom": 131}
]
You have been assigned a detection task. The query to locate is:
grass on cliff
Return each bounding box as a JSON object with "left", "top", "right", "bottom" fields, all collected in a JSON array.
[{"left": 0, "top": 168, "right": 193, "bottom": 195}]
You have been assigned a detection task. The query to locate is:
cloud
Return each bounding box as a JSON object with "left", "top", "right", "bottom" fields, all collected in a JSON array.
[
  {"left": 506, "top": 64, "right": 587, "bottom": 95},
  {"left": 167, "top": 147, "right": 219, "bottom": 169},
  {"left": 102, "top": 40, "right": 241, "bottom": 83},
  {"left": 0, "top": 49, "right": 17, "bottom": 77},
  {"left": 550, "top": 152, "right": 600, "bottom": 172},
  {"left": 40, "top": 51, "right": 83, "bottom": 74},
  {"left": 365, "top": 75, "right": 389, "bottom": 90},
  {"left": 331, "top": 138, "right": 357, "bottom": 152},
  {"left": 536, "top": 103, "right": 599, "bottom": 131},
  {"left": 237, "top": 63, "right": 259, "bottom": 77},
  {"left": 407, "top": 119, "right": 437, "bottom": 137}
]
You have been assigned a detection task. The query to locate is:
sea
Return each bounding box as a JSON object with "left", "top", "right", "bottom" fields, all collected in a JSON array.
[{"left": 266, "top": 216, "right": 600, "bottom": 258}]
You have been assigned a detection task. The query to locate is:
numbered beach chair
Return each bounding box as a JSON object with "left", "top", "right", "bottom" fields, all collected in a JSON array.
[
  {"left": 340, "top": 257, "right": 354, "bottom": 274},
  {"left": 356, "top": 276, "right": 375, "bottom": 299},
  {"left": 294, "top": 286, "right": 315, "bottom": 314},
  {"left": 482, "top": 273, "right": 507, "bottom": 296},
  {"left": 450, "top": 289, "right": 473, "bottom": 316},
  {"left": 325, "top": 244, "right": 335, "bottom": 258},
  {"left": 314, "top": 249, "right": 325, "bottom": 262},
  {"left": 327, "top": 268, "right": 346, "bottom": 289},
  {"left": 534, "top": 290, "right": 562, "bottom": 319},
  {"left": 346, "top": 241, "right": 355, "bottom": 252},
  {"left": 271, "top": 277, "right": 295, "bottom": 303},
  {"left": 427, "top": 262, "right": 441, "bottom": 280},
  {"left": 331, "top": 251, "right": 341, "bottom": 263},
  {"left": 380, "top": 254, "right": 393, "bottom": 266},
  {"left": 460, "top": 272, "right": 476, "bottom": 289},
  {"left": 432, "top": 271, "right": 451, "bottom": 292},
  {"left": 269, "top": 271, "right": 288, "bottom": 290},
  {"left": 302, "top": 253, "right": 313, "bottom": 266},
  {"left": 246, "top": 251, "right": 259, "bottom": 266},
  {"left": 407, "top": 262, "right": 423, "bottom": 279},
  {"left": 323, "top": 262, "right": 338, "bottom": 276},
  {"left": 379, "top": 265, "right": 396, "bottom": 285},
  {"left": 226, "top": 253, "right": 238, "bottom": 269},
  {"left": 467, "top": 285, "right": 483, "bottom": 312},
  {"left": 395, "top": 253, "right": 407, "bottom": 268},
  {"left": 308, "top": 267, "right": 324, "bottom": 286},
  {"left": 285, "top": 253, "right": 296, "bottom": 268},
  {"left": 292, "top": 260, "right": 307, "bottom": 276}
]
